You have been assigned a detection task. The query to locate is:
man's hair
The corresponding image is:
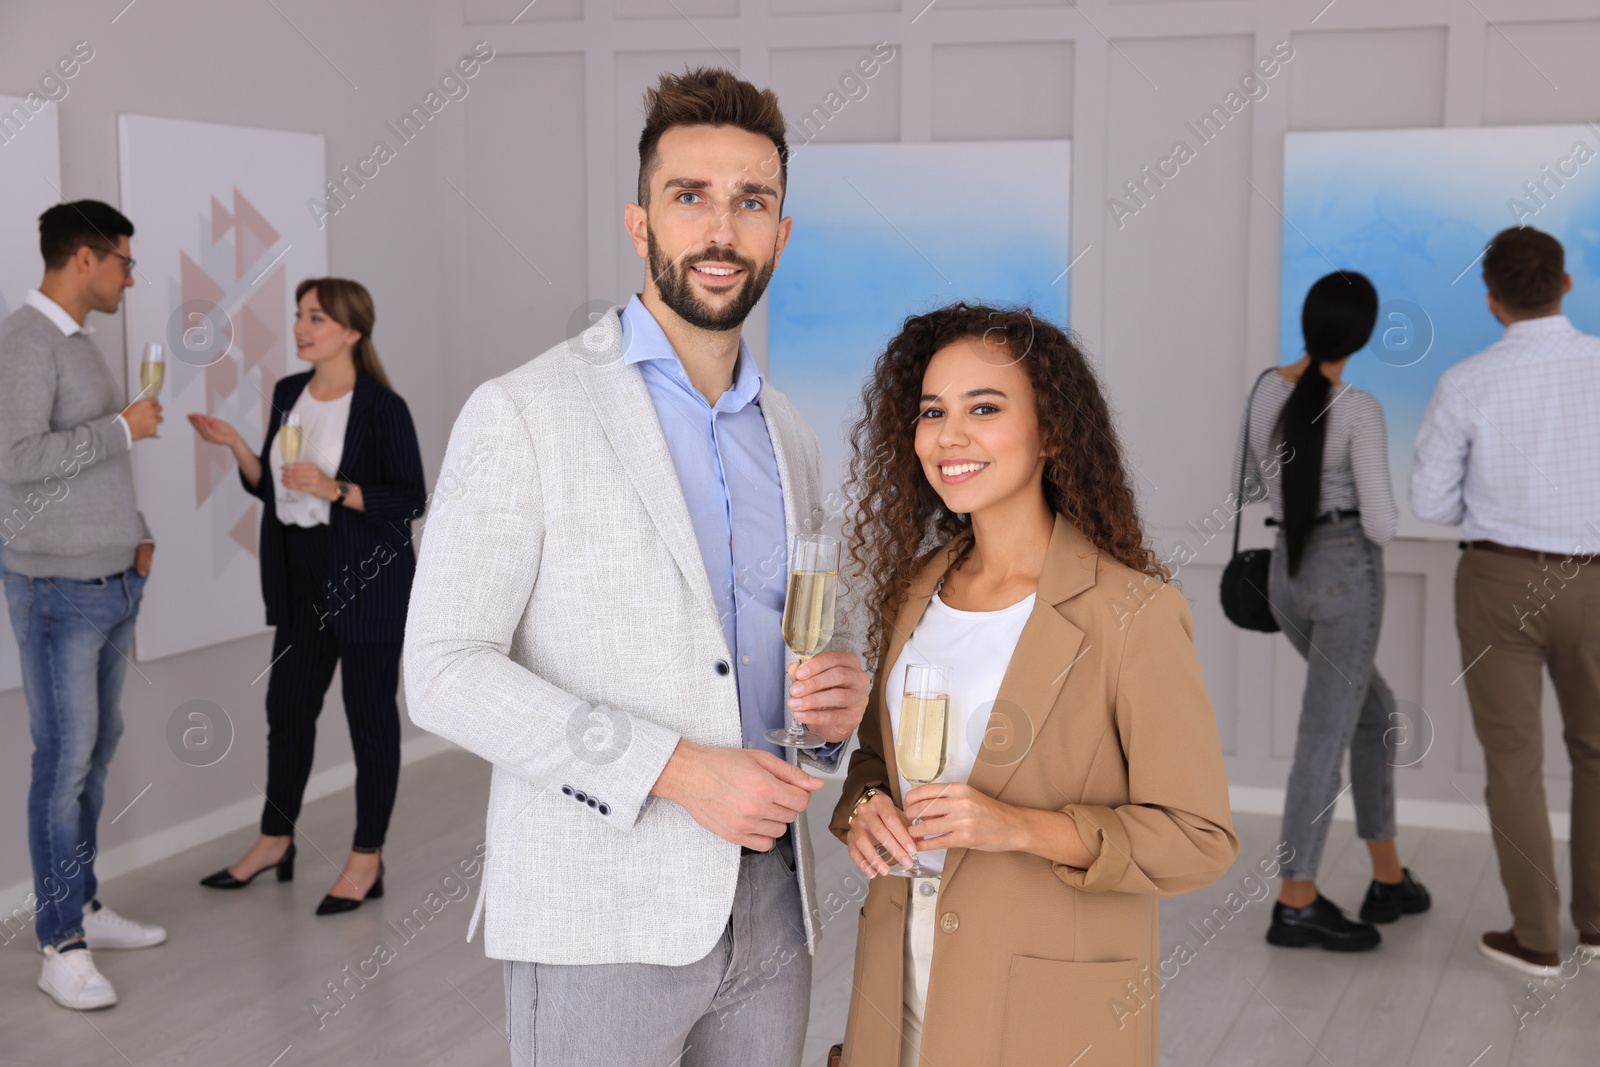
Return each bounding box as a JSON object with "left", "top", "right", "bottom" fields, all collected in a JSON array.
[
  {"left": 637, "top": 66, "right": 788, "bottom": 211},
  {"left": 1482, "top": 227, "right": 1565, "bottom": 312},
  {"left": 39, "top": 200, "right": 135, "bottom": 272}
]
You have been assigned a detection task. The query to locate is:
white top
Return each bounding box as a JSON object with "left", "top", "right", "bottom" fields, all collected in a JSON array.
[
  {"left": 886, "top": 579, "right": 1035, "bottom": 873},
  {"left": 270, "top": 385, "right": 352, "bottom": 528},
  {"left": 1410, "top": 314, "right": 1600, "bottom": 554},
  {"left": 1231, "top": 369, "right": 1399, "bottom": 545}
]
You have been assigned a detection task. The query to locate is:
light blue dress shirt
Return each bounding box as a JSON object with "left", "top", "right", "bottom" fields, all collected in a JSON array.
[{"left": 621, "top": 295, "right": 842, "bottom": 762}]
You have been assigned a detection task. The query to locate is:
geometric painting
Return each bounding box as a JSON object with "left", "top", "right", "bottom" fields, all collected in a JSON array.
[
  {"left": 766, "top": 141, "right": 1071, "bottom": 504},
  {"left": 1280, "top": 125, "right": 1600, "bottom": 540},
  {"left": 117, "top": 115, "right": 327, "bottom": 660},
  {"left": 0, "top": 95, "right": 63, "bottom": 691}
]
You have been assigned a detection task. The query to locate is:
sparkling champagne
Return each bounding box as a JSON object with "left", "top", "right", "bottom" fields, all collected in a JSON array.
[
  {"left": 897, "top": 692, "right": 950, "bottom": 783},
  {"left": 781, "top": 569, "right": 837, "bottom": 658},
  {"left": 280, "top": 424, "right": 303, "bottom": 463},
  {"left": 139, "top": 361, "right": 164, "bottom": 396}
]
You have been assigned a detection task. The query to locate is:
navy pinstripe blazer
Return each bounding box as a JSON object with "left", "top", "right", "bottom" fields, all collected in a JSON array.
[{"left": 241, "top": 370, "right": 426, "bottom": 644}]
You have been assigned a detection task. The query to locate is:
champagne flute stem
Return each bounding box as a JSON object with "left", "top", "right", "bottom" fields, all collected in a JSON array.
[{"left": 785, "top": 653, "right": 813, "bottom": 743}]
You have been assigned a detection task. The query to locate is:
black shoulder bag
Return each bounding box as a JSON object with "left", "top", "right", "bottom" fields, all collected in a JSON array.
[{"left": 1220, "top": 369, "right": 1280, "bottom": 632}]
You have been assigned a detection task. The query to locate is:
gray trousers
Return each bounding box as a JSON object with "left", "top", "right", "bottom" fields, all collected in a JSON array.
[
  {"left": 1268, "top": 516, "right": 1399, "bottom": 881},
  {"left": 503, "top": 846, "right": 812, "bottom": 1067}
]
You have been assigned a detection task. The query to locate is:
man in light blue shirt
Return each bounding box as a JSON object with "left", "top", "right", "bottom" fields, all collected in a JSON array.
[
  {"left": 493, "top": 68, "right": 873, "bottom": 1067},
  {"left": 622, "top": 293, "right": 848, "bottom": 784}
]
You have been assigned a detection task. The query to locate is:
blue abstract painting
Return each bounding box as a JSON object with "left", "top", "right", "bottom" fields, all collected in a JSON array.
[
  {"left": 1280, "top": 126, "right": 1600, "bottom": 539},
  {"left": 766, "top": 141, "right": 1072, "bottom": 500}
]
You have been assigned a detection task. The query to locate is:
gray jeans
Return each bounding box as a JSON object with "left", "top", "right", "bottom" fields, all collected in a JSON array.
[
  {"left": 1268, "top": 516, "right": 1398, "bottom": 882},
  {"left": 503, "top": 846, "right": 811, "bottom": 1067}
]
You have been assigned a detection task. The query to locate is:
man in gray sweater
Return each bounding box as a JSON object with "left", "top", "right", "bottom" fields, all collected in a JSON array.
[{"left": 0, "top": 200, "right": 167, "bottom": 1010}]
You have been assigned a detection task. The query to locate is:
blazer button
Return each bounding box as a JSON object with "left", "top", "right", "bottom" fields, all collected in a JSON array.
[
  {"left": 597, "top": 802, "right": 611, "bottom": 816},
  {"left": 714, "top": 659, "right": 730, "bottom": 675},
  {"left": 573, "top": 790, "right": 587, "bottom": 803},
  {"left": 940, "top": 912, "right": 959, "bottom": 934},
  {"left": 586, "top": 797, "right": 598, "bottom": 809},
  {"left": 560, "top": 785, "right": 574, "bottom": 797}
]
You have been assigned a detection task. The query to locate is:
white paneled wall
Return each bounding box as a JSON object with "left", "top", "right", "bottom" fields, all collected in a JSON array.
[{"left": 435, "top": 0, "right": 1598, "bottom": 834}]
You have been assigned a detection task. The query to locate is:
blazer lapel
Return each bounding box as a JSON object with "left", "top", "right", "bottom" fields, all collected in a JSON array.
[
  {"left": 571, "top": 307, "right": 719, "bottom": 622},
  {"left": 756, "top": 383, "right": 806, "bottom": 556},
  {"left": 334, "top": 371, "right": 375, "bottom": 480},
  {"left": 908, "top": 514, "right": 1097, "bottom": 889}
]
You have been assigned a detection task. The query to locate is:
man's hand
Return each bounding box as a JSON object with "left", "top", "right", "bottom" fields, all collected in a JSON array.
[
  {"left": 133, "top": 542, "right": 154, "bottom": 577},
  {"left": 123, "top": 398, "right": 162, "bottom": 441},
  {"left": 786, "top": 650, "right": 870, "bottom": 744},
  {"left": 651, "top": 740, "right": 824, "bottom": 851}
]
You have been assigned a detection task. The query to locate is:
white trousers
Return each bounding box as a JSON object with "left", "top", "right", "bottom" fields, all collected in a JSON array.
[{"left": 900, "top": 874, "right": 940, "bottom": 1067}]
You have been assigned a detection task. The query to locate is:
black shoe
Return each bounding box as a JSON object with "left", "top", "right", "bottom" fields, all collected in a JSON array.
[
  {"left": 199, "top": 842, "right": 296, "bottom": 889},
  {"left": 1359, "top": 868, "right": 1431, "bottom": 924},
  {"left": 1267, "top": 894, "right": 1381, "bottom": 951},
  {"left": 316, "top": 860, "right": 384, "bottom": 916}
]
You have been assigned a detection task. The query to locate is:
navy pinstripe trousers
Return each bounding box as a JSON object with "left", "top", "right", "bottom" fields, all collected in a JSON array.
[{"left": 260, "top": 523, "right": 401, "bottom": 849}]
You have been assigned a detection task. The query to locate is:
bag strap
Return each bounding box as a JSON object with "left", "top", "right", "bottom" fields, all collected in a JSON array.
[{"left": 1232, "top": 368, "right": 1278, "bottom": 558}]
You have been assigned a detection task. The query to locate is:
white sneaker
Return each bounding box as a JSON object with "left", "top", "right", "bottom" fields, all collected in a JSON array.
[
  {"left": 82, "top": 901, "right": 167, "bottom": 949},
  {"left": 38, "top": 945, "right": 117, "bottom": 1009}
]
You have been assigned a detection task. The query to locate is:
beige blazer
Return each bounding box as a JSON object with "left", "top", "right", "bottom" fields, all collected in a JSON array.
[{"left": 828, "top": 513, "right": 1239, "bottom": 1066}]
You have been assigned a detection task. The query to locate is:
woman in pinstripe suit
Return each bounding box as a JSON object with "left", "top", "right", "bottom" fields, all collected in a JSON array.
[{"left": 188, "top": 278, "right": 426, "bottom": 915}]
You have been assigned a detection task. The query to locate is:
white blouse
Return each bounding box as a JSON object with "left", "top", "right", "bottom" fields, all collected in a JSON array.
[
  {"left": 885, "top": 578, "right": 1035, "bottom": 873},
  {"left": 270, "top": 386, "right": 352, "bottom": 528}
]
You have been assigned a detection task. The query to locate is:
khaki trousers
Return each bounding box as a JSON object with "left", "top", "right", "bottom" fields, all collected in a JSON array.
[{"left": 1455, "top": 545, "right": 1600, "bottom": 955}]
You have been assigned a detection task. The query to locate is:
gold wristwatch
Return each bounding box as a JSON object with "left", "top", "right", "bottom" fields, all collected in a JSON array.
[{"left": 848, "top": 787, "right": 882, "bottom": 828}]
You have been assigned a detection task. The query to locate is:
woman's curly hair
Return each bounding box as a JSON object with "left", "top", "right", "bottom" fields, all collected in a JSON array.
[{"left": 842, "top": 302, "right": 1168, "bottom": 664}]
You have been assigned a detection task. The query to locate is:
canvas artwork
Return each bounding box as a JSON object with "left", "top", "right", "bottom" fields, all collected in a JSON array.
[
  {"left": 1280, "top": 125, "right": 1600, "bottom": 540},
  {"left": 766, "top": 140, "right": 1072, "bottom": 507},
  {"left": 117, "top": 115, "right": 327, "bottom": 660},
  {"left": 0, "top": 95, "right": 64, "bottom": 692}
]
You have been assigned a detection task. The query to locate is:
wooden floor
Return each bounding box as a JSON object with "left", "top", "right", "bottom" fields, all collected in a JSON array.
[{"left": 1, "top": 748, "right": 1594, "bottom": 1066}]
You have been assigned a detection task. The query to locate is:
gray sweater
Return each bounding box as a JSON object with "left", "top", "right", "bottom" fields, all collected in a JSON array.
[{"left": 0, "top": 305, "right": 151, "bottom": 579}]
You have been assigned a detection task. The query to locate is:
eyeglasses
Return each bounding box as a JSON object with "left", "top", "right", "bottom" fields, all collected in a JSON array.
[{"left": 91, "top": 245, "right": 136, "bottom": 275}]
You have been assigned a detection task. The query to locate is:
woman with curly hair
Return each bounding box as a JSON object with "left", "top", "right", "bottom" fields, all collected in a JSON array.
[{"left": 826, "top": 303, "right": 1237, "bottom": 1066}]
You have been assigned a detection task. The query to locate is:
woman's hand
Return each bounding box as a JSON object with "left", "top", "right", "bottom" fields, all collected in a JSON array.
[
  {"left": 903, "top": 782, "right": 1026, "bottom": 854},
  {"left": 188, "top": 413, "right": 242, "bottom": 448},
  {"left": 281, "top": 462, "right": 339, "bottom": 500},
  {"left": 846, "top": 791, "right": 919, "bottom": 877}
]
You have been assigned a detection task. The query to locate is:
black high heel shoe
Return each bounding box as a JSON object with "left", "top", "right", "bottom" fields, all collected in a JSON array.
[
  {"left": 200, "top": 841, "right": 296, "bottom": 889},
  {"left": 316, "top": 856, "right": 384, "bottom": 916}
]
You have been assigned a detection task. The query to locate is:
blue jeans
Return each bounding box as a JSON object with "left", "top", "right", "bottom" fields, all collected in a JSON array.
[
  {"left": 2, "top": 564, "right": 146, "bottom": 948},
  {"left": 1267, "top": 517, "right": 1398, "bottom": 882}
]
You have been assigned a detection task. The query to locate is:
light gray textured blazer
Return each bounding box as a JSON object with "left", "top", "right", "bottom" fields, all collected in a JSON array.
[{"left": 403, "top": 305, "right": 849, "bottom": 966}]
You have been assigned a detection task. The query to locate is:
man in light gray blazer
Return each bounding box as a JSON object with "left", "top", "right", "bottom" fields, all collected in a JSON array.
[{"left": 403, "top": 68, "right": 872, "bottom": 1066}]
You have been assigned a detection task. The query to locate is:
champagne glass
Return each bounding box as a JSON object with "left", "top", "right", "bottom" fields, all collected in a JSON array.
[
  {"left": 887, "top": 663, "right": 950, "bottom": 878},
  {"left": 139, "top": 342, "right": 165, "bottom": 439},
  {"left": 765, "top": 533, "right": 840, "bottom": 750},
  {"left": 279, "top": 411, "right": 304, "bottom": 464}
]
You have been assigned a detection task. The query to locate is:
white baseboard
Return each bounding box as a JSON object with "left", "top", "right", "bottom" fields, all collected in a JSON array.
[
  {"left": 0, "top": 734, "right": 456, "bottom": 934},
  {"left": 2, "top": 758, "right": 1569, "bottom": 943},
  {"left": 1228, "top": 784, "right": 1571, "bottom": 842}
]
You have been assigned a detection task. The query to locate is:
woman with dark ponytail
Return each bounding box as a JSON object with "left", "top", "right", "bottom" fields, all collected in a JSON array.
[{"left": 1233, "top": 271, "right": 1427, "bottom": 953}]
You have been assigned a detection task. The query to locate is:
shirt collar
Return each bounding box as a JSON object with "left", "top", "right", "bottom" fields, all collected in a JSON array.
[
  {"left": 619, "top": 293, "right": 762, "bottom": 410},
  {"left": 1503, "top": 313, "right": 1573, "bottom": 342},
  {"left": 25, "top": 289, "right": 93, "bottom": 336}
]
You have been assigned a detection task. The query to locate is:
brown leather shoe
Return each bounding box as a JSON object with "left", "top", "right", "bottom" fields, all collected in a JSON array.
[
  {"left": 1580, "top": 932, "right": 1600, "bottom": 960},
  {"left": 1479, "top": 929, "right": 1560, "bottom": 977}
]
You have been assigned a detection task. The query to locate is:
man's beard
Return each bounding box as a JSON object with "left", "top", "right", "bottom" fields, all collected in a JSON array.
[{"left": 647, "top": 225, "right": 775, "bottom": 332}]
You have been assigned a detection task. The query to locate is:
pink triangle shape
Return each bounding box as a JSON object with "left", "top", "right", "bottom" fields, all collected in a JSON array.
[
  {"left": 230, "top": 503, "right": 258, "bottom": 558},
  {"left": 233, "top": 189, "right": 280, "bottom": 281},
  {"left": 211, "top": 196, "right": 234, "bottom": 242}
]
